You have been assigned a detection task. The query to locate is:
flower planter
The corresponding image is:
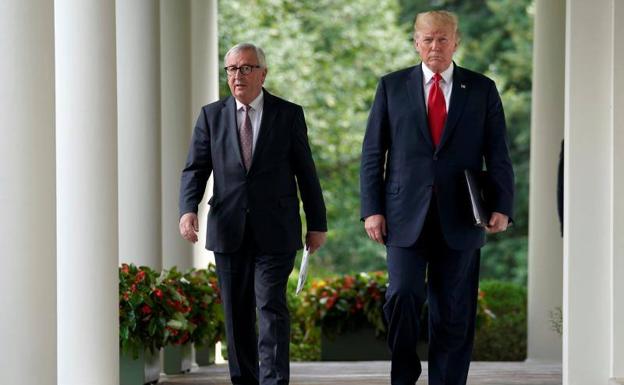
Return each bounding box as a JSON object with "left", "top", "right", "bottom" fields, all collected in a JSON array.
[
  {"left": 321, "top": 325, "right": 428, "bottom": 361},
  {"left": 163, "top": 343, "right": 192, "bottom": 374},
  {"left": 194, "top": 343, "right": 215, "bottom": 366},
  {"left": 119, "top": 348, "right": 160, "bottom": 385},
  {"left": 321, "top": 325, "right": 390, "bottom": 361}
]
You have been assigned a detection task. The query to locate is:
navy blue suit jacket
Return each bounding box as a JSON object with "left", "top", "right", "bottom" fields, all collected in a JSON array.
[
  {"left": 360, "top": 64, "right": 514, "bottom": 251},
  {"left": 180, "top": 90, "right": 327, "bottom": 254}
]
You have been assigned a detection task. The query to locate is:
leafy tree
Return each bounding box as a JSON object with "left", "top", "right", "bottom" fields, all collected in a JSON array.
[
  {"left": 219, "top": 0, "right": 414, "bottom": 275},
  {"left": 219, "top": 0, "right": 533, "bottom": 284}
]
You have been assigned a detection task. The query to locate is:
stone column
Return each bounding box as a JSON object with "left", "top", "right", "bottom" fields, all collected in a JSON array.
[
  {"left": 527, "top": 0, "right": 565, "bottom": 362},
  {"left": 55, "top": 1, "right": 119, "bottom": 383},
  {"left": 117, "top": 0, "right": 162, "bottom": 269},
  {"left": 161, "top": 0, "right": 193, "bottom": 270},
  {"left": 191, "top": 0, "right": 219, "bottom": 269},
  {"left": 611, "top": 2, "right": 624, "bottom": 382},
  {"left": 563, "top": 0, "right": 614, "bottom": 383},
  {"left": 0, "top": 1, "right": 56, "bottom": 384}
]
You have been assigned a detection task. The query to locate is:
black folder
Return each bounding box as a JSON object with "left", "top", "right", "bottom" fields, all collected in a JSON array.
[{"left": 464, "top": 169, "right": 491, "bottom": 228}]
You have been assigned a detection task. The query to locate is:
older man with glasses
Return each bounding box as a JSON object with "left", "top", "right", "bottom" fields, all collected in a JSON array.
[{"left": 179, "top": 43, "right": 327, "bottom": 385}]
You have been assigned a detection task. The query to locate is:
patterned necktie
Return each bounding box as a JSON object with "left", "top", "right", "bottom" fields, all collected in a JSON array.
[
  {"left": 239, "top": 105, "right": 253, "bottom": 171},
  {"left": 428, "top": 73, "right": 447, "bottom": 147}
]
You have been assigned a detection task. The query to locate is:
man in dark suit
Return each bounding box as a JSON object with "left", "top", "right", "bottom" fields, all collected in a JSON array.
[
  {"left": 360, "top": 11, "right": 514, "bottom": 385},
  {"left": 179, "top": 43, "right": 327, "bottom": 385}
]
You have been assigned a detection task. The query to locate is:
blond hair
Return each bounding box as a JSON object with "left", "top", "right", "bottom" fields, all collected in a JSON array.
[{"left": 413, "top": 10, "right": 460, "bottom": 42}]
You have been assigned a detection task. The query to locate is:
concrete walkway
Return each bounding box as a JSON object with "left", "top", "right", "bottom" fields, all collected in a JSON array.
[{"left": 160, "top": 361, "right": 562, "bottom": 385}]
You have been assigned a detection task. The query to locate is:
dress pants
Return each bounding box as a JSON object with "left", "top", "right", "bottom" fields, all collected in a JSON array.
[
  {"left": 384, "top": 199, "right": 480, "bottom": 385},
  {"left": 214, "top": 224, "right": 296, "bottom": 385}
]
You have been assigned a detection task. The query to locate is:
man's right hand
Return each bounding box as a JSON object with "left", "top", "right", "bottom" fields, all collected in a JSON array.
[
  {"left": 364, "top": 214, "right": 386, "bottom": 244},
  {"left": 179, "top": 213, "right": 199, "bottom": 243}
]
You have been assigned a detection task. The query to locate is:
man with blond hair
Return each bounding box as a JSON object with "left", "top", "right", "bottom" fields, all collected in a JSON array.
[{"left": 360, "top": 10, "right": 514, "bottom": 385}]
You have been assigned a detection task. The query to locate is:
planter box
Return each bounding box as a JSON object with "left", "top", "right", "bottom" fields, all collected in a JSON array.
[
  {"left": 194, "top": 343, "right": 215, "bottom": 366},
  {"left": 119, "top": 348, "right": 160, "bottom": 385},
  {"left": 321, "top": 326, "right": 390, "bottom": 361},
  {"left": 321, "top": 326, "right": 428, "bottom": 361},
  {"left": 163, "top": 343, "right": 192, "bottom": 374}
]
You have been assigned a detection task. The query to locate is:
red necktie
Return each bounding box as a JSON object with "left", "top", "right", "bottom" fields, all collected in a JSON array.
[
  {"left": 239, "top": 105, "right": 253, "bottom": 171},
  {"left": 427, "top": 73, "right": 447, "bottom": 147}
]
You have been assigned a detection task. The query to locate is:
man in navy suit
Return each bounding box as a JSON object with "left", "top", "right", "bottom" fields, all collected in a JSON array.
[
  {"left": 360, "top": 11, "right": 514, "bottom": 385},
  {"left": 179, "top": 43, "right": 327, "bottom": 385}
]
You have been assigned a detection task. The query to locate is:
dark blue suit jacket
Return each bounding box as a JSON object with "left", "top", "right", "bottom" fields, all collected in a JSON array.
[
  {"left": 180, "top": 90, "right": 327, "bottom": 254},
  {"left": 360, "top": 64, "right": 514, "bottom": 251}
]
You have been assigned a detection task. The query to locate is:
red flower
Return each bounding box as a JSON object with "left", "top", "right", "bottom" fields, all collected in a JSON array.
[
  {"left": 153, "top": 288, "right": 163, "bottom": 298},
  {"left": 121, "top": 264, "right": 130, "bottom": 274},
  {"left": 122, "top": 292, "right": 130, "bottom": 301},
  {"left": 343, "top": 275, "right": 355, "bottom": 289},
  {"left": 141, "top": 304, "right": 152, "bottom": 315},
  {"left": 130, "top": 284, "right": 137, "bottom": 293},
  {"left": 135, "top": 270, "right": 146, "bottom": 283},
  {"left": 178, "top": 332, "right": 190, "bottom": 345}
]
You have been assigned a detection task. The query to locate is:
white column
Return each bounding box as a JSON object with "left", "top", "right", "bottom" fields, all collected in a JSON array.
[
  {"left": 117, "top": 0, "right": 162, "bottom": 269},
  {"left": 564, "top": 0, "right": 613, "bottom": 384},
  {"left": 611, "top": 2, "right": 624, "bottom": 381},
  {"left": 0, "top": 1, "right": 56, "bottom": 384},
  {"left": 55, "top": 1, "right": 118, "bottom": 384},
  {"left": 527, "top": 0, "right": 564, "bottom": 362},
  {"left": 191, "top": 0, "right": 219, "bottom": 269},
  {"left": 161, "top": 0, "right": 193, "bottom": 270}
]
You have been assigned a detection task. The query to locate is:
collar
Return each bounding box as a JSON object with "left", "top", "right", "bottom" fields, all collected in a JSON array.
[
  {"left": 235, "top": 90, "right": 264, "bottom": 111},
  {"left": 422, "top": 62, "right": 454, "bottom": 84}
]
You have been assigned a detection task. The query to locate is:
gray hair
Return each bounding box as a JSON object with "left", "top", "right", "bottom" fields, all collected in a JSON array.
[{"left": 223, "top": 43, "right": 267, "bottom": 68}]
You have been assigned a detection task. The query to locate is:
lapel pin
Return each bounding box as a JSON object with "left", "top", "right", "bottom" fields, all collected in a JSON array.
[{"left": 461, "top": 83, "right": 466, "bottom": 89}]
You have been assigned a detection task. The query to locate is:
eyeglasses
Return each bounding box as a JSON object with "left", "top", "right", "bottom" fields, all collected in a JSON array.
[{"left": 224, "top": 65, "right": 262, "bottom": 76}]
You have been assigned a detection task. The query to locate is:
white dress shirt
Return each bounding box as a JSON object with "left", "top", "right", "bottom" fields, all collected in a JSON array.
[
  {"left": 235, "top": 90, "right": 264, "bottom": 153},
  {"left": 422, "top": 62, "right": 454, "bottom": 112}
]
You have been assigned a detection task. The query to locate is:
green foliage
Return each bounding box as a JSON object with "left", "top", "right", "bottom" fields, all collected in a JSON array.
[
  {"left": 119, "top": 264, "right": 173, "bottom": 357},
  {"left": 219, "top": 0, "right": 413, "bottom": 276},
  {"left": 287, "top": 270, "right": 500, "bottom": 361},
  {"left": 118, "top": 264, "right": 224, "bottom": 358},
  {"left": 473, "top": 279, "right": 527, "bottom": 361},
  {"left": 181, "top": 267, "right": 226, "bottom": 348},
  {"left": 287, "top": 276, "right": 321, "bottom": 360},
  {"left": 220, "top": 0, "right": 534, "bottom": 284}
]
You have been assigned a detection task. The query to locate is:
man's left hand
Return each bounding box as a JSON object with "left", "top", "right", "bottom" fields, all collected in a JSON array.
[
  {"left": 486, "top": 212, "right": 509, "bottom": 234},
  {"left": 306, "top": 231, "right": 327, "bottom": 254}
]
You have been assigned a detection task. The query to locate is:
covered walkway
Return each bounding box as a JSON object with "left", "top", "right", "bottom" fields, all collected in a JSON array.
[{"left": 161, "top": 361, "right": 562, "bottom": 385}]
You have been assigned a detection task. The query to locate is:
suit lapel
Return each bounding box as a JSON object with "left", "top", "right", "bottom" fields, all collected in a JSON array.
[
  {"left": 406, "top": 65, "right": 434, "bottom": 149},
  {"left": 248, "top": 88, "right": 276, "bottom": 174},
  {"left": 437, "top": 64, "right": 469, "bottom": 153},
  {"left": 224, "top": 97, "right": 245, "bottom": 170}
]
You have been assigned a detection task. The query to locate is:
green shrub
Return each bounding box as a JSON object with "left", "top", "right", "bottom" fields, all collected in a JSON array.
[
  {"left": 472, "top": 280, "right": 527, "bottom": 361},
  {"left": 287, "top": 275, "right": 320, "bottom": 361}
]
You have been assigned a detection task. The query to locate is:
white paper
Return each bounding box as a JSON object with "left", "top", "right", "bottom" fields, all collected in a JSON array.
[{"left": 296, "top": 246, "right": 310, "bottom": 295}]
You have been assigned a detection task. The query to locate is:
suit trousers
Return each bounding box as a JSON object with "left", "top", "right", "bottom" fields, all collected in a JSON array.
[
  {"left": 384, "top": 199, "right": 480, "bottom": 385},
  {"left": 214, "top": 223, "right": 296, "bottom": 385}
]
